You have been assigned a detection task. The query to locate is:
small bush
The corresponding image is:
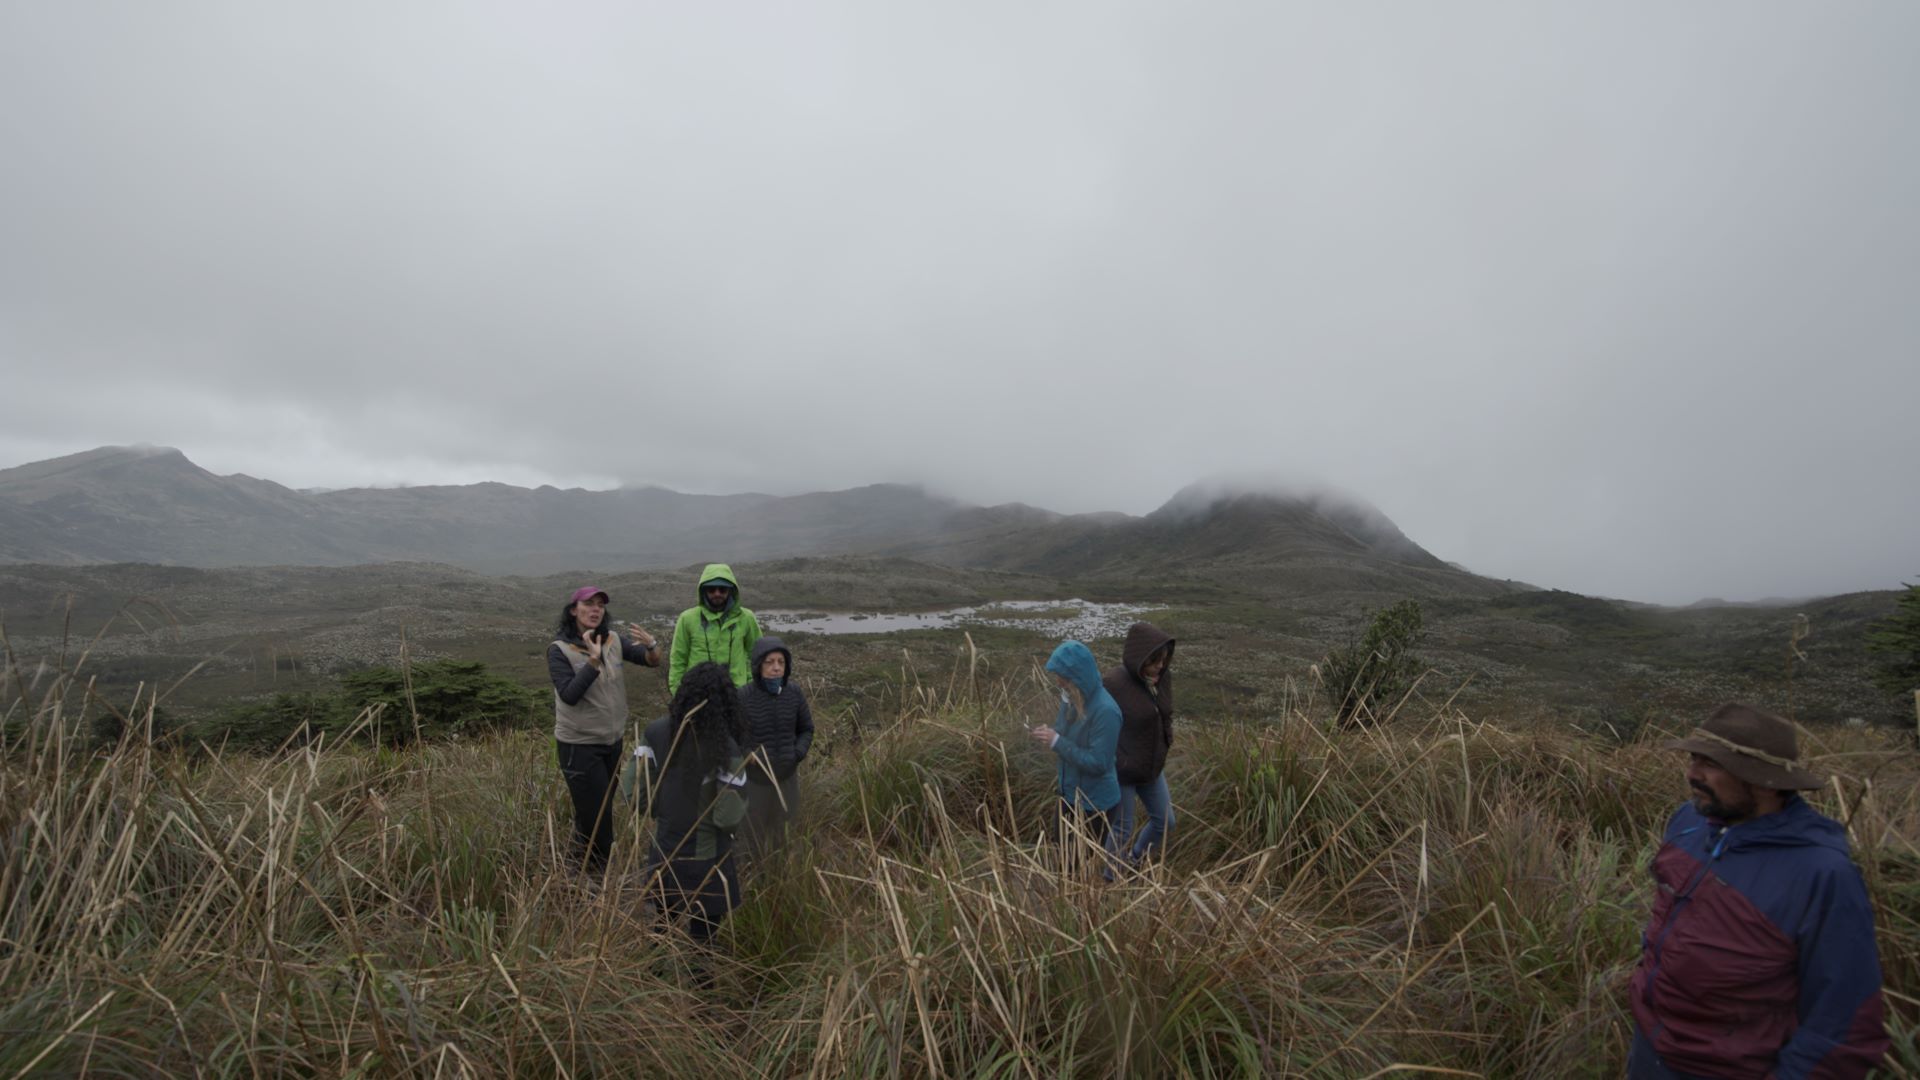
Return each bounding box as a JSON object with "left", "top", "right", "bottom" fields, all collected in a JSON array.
[
  {"left": 1866, "top": 582, "right": 1920, "bottom": 698},
  {"left": 337, "top": 659, "right": 544, "bottom": 737},
  {"left": 1324, "top": 599, "right": 1428, "bottom": 726},
  {"left": 196, "top": 659, "right": 542, "bottom": 749}
]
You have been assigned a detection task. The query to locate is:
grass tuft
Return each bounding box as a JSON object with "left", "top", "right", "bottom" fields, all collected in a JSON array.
[{"left": 4, "top": 644, "right": 1918, "bottom": 1076}]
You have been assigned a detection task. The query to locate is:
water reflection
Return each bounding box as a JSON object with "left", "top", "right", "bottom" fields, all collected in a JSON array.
[{"left": 759, "top": 599, "right": 1160, "bottom": 640}]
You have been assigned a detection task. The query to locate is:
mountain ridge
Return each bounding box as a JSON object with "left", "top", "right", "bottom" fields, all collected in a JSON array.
[{"left": 0, "top": 445, "right": 1486, "bottom": 598}]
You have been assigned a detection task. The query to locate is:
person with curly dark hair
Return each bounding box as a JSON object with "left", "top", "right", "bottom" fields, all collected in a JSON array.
[
  {"left": 627, "top": 660, "right": 749, "bottom": 943},
  {"left": 547, "top": 585, "right": 661, "bottom": 875}
]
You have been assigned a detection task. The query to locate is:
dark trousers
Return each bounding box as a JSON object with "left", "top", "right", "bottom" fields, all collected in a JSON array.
[
  {"left": 1627, "top": 1031, "right": 1712, "bottom": 1080},
  {"left": 1058, "top": 798, "right": 1120, "bottom": 877},
  {"left": 556, "top": 739, "right": 622, "bottom": 873},
  {"left": 644, "top": 855, "right": 740, "bottom": 943}
]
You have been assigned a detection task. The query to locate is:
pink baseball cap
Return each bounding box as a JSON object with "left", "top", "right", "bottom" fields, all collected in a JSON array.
[{"left": 570, "top": 586, "right": 610, "bottom": 605}]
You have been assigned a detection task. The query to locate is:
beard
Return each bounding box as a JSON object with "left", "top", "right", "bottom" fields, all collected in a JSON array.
[{"left": 1690, "top": 782, "right": 1754, "bottom": 823}]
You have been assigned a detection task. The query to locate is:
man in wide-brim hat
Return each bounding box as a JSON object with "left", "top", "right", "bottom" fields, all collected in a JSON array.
[{"left": 1628, "top": 704, "right": 1888, "bottom": 1079}]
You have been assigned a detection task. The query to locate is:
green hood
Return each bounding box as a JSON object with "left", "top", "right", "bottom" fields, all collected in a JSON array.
[
  {"left": 669, "top": 563, "right": 762, "bottom": 692},
  {"left": 696, "top": 563, "right": 740, "bottom": 615}
]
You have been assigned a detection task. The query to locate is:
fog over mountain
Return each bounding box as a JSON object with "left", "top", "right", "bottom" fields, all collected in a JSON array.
[
  {"left": 3, "top": 3, "right": 1916, "bottom": 603},
  {"left": 0, "top": 445, "right": 1501, "bottom": 607}
]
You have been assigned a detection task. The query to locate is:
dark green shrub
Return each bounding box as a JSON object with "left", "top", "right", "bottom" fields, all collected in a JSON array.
[
  {"left": 195, "top": 690, "right": 355, "bottom": 750},
  {"left": 336, "top": 659, "right": 544, "bottom": 738},
  {"left": 197, "top": 660, "right": 542, "bottom": 750},
  {"left": 86, "top": 702, "right": 181, "bottom": 749},
  {"left": 1324, "top": 599, "right": 1427, "bottom": 726},
  {"left": 1866, "top": 583, "right": 1920, "bottom": 698}
]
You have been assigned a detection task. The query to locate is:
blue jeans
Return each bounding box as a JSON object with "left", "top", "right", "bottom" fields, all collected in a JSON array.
[{"left": 1115, "top": 773, "right": 1174, "bottom": 861}]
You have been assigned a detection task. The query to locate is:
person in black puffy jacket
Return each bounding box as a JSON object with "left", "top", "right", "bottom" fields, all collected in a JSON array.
[{"left": 736, "top": 636, "right": 814, "bottom": 861}]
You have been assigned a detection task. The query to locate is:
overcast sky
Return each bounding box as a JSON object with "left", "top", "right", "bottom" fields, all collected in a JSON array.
[{"left": 2, "top": 3, "right": 1915, "bottom": 604}]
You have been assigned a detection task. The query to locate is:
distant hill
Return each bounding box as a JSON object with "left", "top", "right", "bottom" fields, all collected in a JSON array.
[
  {"left": 0, "top": 445, "right": 1500, "bottom": 599},
  {"left": 881, "top": 484, "right": 1504, "bottom": 600},
  {"left": 0, "top": 446, "right": 963, "bottom": 572},
  {"left": 1682, "top": 595, "right": 1818, "bottom": 611},
  {"left": 0, "top": 446, "right": 358, "bottom": 565}
]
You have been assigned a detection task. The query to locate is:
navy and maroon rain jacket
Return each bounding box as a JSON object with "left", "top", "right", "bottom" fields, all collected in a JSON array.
[{"left": 1630, "top": 795, "right": 1888, "bottom": 1078}]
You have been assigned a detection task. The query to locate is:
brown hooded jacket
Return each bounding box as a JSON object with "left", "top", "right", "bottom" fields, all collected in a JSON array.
[{"left": 1103, "top": 622, "right": 1175, "bottom": 786}]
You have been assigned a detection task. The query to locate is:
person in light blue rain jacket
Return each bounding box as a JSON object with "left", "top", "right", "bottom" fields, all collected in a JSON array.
[{"left": 1027, "top": 640, "right": 1123, "bottom": 869}]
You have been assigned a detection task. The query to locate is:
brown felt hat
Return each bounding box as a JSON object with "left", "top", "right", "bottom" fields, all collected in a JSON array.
[{"left": 1665, "top": 702, "right": 1824, "bottom": 790}]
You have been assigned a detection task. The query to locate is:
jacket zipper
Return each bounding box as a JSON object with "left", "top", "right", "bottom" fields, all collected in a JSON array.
[{"left": 1642, "top": 827, "right": 1729, "bottom": 1033}]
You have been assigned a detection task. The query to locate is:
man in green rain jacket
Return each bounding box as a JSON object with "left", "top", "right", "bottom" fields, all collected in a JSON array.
[{"left": 668, "top": 563, "right": 763, "bottom": 691}]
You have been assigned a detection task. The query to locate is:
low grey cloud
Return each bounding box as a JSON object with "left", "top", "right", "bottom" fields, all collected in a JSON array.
[{"left": 3, "top": 1, "right": 1915, "bottom": 603}]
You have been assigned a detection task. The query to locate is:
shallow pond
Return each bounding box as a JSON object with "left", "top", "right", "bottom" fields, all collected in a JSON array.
[{"left": 759, "top": 599, "right": 1160, "bottom": 640}]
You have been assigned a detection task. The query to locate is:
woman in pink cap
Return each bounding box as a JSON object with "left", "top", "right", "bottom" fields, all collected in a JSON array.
[{"left": 547, "top": 585, "right": 661, "bottom": 876}]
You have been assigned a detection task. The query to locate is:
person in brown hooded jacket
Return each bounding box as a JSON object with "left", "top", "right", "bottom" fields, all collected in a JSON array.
[{"left": 1103, "top": 622, "right": 1176, "bottom": 864}]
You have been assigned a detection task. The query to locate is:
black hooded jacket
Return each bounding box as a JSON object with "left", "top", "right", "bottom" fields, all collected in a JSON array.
[
  {"left": 737, "top": 636, "right": 814, "bottom": 784},
  {"left": 1103, "top": 622, "right": 1175, "bottom": 786},
  {"left": 640, "top": 713, "right": 745, "bottom": 863}
]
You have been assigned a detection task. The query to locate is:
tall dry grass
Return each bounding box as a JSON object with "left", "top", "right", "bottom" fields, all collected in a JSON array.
[{"left": 3, "top": 640, "right": 1917, "bottom": 1077}]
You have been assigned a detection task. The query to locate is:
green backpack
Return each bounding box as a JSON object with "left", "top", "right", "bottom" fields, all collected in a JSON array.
[{"left": 705, "top": 758, "right": 748, "bottom": 836}]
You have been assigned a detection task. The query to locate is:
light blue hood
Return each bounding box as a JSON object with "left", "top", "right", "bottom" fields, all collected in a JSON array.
[
  {"left": 1045, "top": 640, "right": 1104, "bottom": 701},
  {"left": 1042, "top": 639, "right": 1123, "bottom": 813}
]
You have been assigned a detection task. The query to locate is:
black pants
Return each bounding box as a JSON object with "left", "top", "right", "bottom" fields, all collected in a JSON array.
[
  {"left": 556, "top": 739, "right": 622, "bottom": 873},
  {"left": 644, "top": 854, "right": 740, "bottom": 943},
  {"left": 1058, "top": 798, "right": 1120, "bottom": 876},
  {"left": 1627, "top": 1032, "right": 1712, "bottom": 1079}
]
